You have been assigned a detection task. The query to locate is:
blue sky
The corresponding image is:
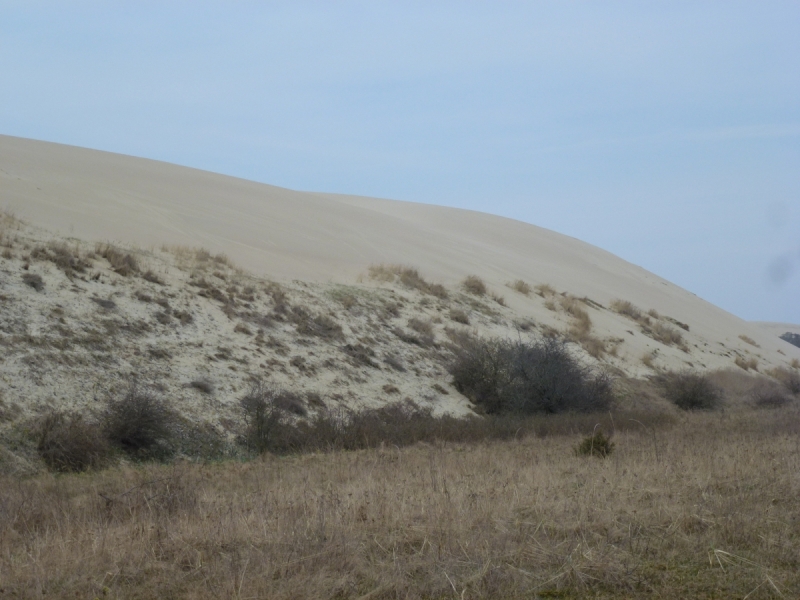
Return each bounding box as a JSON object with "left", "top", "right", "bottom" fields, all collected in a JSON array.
[{"left": 2, "top": 2, "right": 799, "bottom": 322}]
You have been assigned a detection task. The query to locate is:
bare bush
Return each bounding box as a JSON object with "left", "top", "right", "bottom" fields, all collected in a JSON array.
[
  {"left": 104, "top": 382, "right": 177, "bottom": 459},
  {"left": 240, "top": 382, "right": 307, "bottom": 453},
  {"left": 37, "top": 412, "right": 109, "bottom": 472},
  {"left": 449, "top": 335, "right": 614, "bottom": 415},
  {"left": 769, "top": 367, "right": 800, "bottom": 395},
  {"left": 655, "top": 371, "right": 722, "bottom": 411},
  {"left": 751, "top": 382, "right": 793, "bottom": 409}
]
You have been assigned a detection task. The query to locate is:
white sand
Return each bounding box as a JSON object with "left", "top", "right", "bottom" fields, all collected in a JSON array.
[{"left": 2, "top": 133, "right": 799, "bottom": 374}]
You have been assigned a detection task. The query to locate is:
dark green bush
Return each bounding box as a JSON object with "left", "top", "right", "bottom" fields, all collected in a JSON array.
[
  {"left": 448, "top": 335, "right": 614, "bottom": 415},
  {"left": 656, "top": 371, "right": 722, "bottom": 411},
  {"left": 37, "top": 412, "right": 109, "bottom": 472},
  {"left": 576, "top": 429, "right": 615, "bottom": 458},
  {"left": 104, "top": 382, "right": 177, "bottom": 459}
]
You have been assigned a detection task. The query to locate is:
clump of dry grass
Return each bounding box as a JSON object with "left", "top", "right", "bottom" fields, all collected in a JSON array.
[
  {"left": 534, "top": 282, "right": 556, "bottom": 297},
  {"left": 30, "top": 241, "right": 91, "bottom": 277},
  {"left": 36, "top": 412, "right": 110, "bottom": 472},
  {"left": 368, "top": 264, "right": 448, "bottom": 299},
  {"left": 610, "top": 298, "right": 644, "bottom": 320},
  {"left": 462, "top": 274, "right": 487, "bottom": 296},
  {"left": 97, "top": 242, "right": 139, "bottom": 276},
  {"left": 507, "top": 279, "right": 531, "bottom": 295},
  {"left": 641, "top": 350, "right": 658, "bottom": 369},
  {"left": 449, "top": 307, "right": 470, "bottom": 324},
  {"left": 21, "top": 272, "right": 44, "bottom": 291},
  {"left": 612, "top": 299, "right": 686, "bottom": 350},
  {"left": 735, "top": 355, "right": 759, "bottom": 371},
  {"left": 647, "top": 321, "right": 686, "bottom": 349},
  {"left": 739, "top": 334, "right": 760, "bottom": 347},
  {"left": 3, "top": 409, "right": 800, "bottom": 598}
]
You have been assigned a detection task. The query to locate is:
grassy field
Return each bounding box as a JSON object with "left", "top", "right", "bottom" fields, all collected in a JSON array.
[{"left": 2, "top": 407, "right": 799, "bottom": 599}]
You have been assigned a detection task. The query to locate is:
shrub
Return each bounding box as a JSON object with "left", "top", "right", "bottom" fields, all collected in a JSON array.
[
  {"left": 368, "top": 264, "right": 448, "bottom": 299},
  {"left": 449, "top": 335, "right": 614, "bottom": 415},
  {"left": 769, "top": 367, "right": 800, "bottom": 395},
  {"left": 734, "top": 356, "right": 759, "bottom": 371},
  {"left": 97, "top": 243, "right": 139, "bottom": 276},
  {"left": 751, "top": 383, "right": 793, "bottom": 409},
  {"left": 22, "top": 272, "right": 44, "bottom": 291},
  {"left": 30, "top": 242, "right": 90, "bottom": 277},
  {"left": 610, "top": 299, "right": 644, "bottom": 320},
  {"left": 648, "top": 322, "right": 685, "bottom": 348},
  {"left": 739, "top": 334, "right": 759, "bottom": 347},
  {"left": 190, "top": 379, "right": 214, "bottom": 394},
  {"left": 449, "top": 308, "right": 470, "bottom": 324},
  {"left": 576, "top": 429, "right": 614, "bottom": 458},
  {"left": 462, "top": 275, "right": 487, "bottom": 296},
  {"left": 534, "top": 283, "right": 556, "bottom": 297},
  {"left": 508, "top": 279, "right": 531, "bottom": 295},
  {"left": 656, "top": 371, "right": 722, "bottom": 411},
  {"left": 104, "top": 382, "right": 177, "bottom": 459},
  {"left": 37, "top": 412, "right": 109, "bottom": 472},
  {"left": 240, "top": 382, "right": 307, "bottom": 454}
]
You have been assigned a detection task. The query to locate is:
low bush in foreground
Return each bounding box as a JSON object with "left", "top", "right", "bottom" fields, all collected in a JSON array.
[
  {"left": 575, "top": 429, "right": 614, "bottom": 457},
  {"left": 448, "top": 334, "right": 614, "bottom": 415}
]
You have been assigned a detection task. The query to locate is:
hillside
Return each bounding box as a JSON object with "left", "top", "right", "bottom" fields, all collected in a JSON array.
[{"left": 1, "top": 135, "right": 800, "bottom": 474}]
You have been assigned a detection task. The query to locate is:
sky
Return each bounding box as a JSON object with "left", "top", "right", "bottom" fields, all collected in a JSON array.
[{"left": 2, "top": 2, "right": 799, "bottom": 323}]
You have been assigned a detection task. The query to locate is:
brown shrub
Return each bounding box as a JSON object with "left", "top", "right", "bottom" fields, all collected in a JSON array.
[
  {"left": 22, "top": 272, "right": 44, "bottom": 291},
  {"left": 449, "top": 308, "right": 470, "bottom": 325},
  {"left": 508, "top": 279, "right": 531, "bottom": 295},
  {"left": 37, "top": 412, "right": 110, "bottom": 472},
  {"left": 734, "top": 356, "right": 759, "bottom": 371},
  {"left": 462, "top": 275, "right": 487, "bottom": 296},
  {"left": 534, "top": 283, "right": 556, "bottom": 297},
  {"left": 368, "top": 264, "right": 448, "bottom": 299},
  {"left": 104, "top": 382, "right": 177, "bottom": 460},
  {"left": 31, "top": 242, "right": 90, "bottom": 277},
  {"left": 739, "top": 334, "right": 760, "bottom": 347},
  {"left": 97, "top": 243, "right": 139, "bottom": 276},
  {"left": 610, "top": 298, "right": 644, "bottom": 321}
]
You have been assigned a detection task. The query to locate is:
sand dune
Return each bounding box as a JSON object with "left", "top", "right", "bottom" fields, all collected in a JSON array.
[{"left": 2, "top": 134, "right": 799, "bottom": 372}]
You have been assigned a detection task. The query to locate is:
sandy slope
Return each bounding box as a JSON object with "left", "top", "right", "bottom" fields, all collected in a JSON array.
[{"left": 1, "top": 133, "right": 799, "bottom": 375}]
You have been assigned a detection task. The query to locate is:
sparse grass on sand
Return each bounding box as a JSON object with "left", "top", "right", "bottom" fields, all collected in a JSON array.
[{"left": 2, "top": 408, "right": 800, "bottom": 599}]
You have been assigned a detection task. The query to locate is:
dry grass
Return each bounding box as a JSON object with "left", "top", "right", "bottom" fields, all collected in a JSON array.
[
  {"left": 792, "top": 358, "right": 800, "bottom": 370},
  {"left": 368, "top": 264, "right": 448, "bottom": 299},
  {"left": 739, "top": 334, "right": 760, "bottom": 348},
  {"left": 534, "top": 283, "right": 556, "bottom": 297},
  {"left": 735, "top": 356, "right": 759, "bottom": 372},
  {"left": 610, "top": 298, "right": 644, "bottom": 320},
  {"left": 2, "top": 409, "right": 800, "bottom": 598},
  {"left": 462, "top": 275, "right": 487, "bottom": 296},
  {"left": 611, "top": 299, "right": 686, "bottom": 350},
  {"left": 641, "top": 350, "right": 658, "bottom": 369},
  {"left": 97, "top": 243, "right": 140, "bottom": 276},
  {"left": 507, "top": 279, "right": 531, "bottom": 295}
]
